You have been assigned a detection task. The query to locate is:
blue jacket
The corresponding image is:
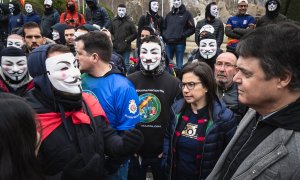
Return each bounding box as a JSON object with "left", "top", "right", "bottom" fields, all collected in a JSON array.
[
  {"left": 24, "top": 11, "right": 41, "bottom": 25},
  {"left": 85, "top": 0, "right": 110, "bottom": 28},
  {"left": 162, "top": 98, "right": 237, "bottom": 180},
  {"left": 8, "top": 13, "right": 24, "bottom": 33},
  {"left": 81, "top": 68, "right": 140, "bottom": 131}
]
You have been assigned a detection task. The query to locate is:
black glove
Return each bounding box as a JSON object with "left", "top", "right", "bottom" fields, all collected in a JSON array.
[
  {"left": 122, "top": 128, "right": 144, "bottom": 155},
  {"left": 61, "top": 153, "right": 102, "bottom": 180}
]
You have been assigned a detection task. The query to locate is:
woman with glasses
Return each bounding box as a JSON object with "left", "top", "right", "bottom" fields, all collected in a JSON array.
[{"left": 162, "top": 62, "right": 236, "bottom": 180}]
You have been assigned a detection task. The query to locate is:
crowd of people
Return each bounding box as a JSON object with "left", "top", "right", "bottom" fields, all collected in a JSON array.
[{"left": 0, "top": 0, "right": 300, "bottom": 180}]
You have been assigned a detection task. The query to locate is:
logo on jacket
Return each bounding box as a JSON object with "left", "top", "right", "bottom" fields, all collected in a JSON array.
[
  {"left": 139, "top": 93, "right": 161, "bottom": 123},
  {"left": 128, "top": 99, "right": 137, "bottom": 114}
]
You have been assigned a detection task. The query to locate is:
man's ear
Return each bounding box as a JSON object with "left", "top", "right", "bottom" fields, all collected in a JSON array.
[
  {"left": 91, "top": 53, "right": 99, "bottom": 63},
  {"left": 42, "top": 37, "right": 46, "bottom": 44},
  {"left": 277, "top": 72, "right": 292, "bottom": 89}
]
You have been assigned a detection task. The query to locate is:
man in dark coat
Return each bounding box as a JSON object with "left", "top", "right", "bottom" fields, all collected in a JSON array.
[
  {"left": 256, "top": 0, "right": 287, "bottom": 28},
  {"left": 25, "top": 43, "right": 144, "bottom": 179},
  {"left": 163, "top": 0, "right": 195, "bottom": 69},
  {"left": 40, "top": 0, "right": 60, "bottom": 38},
  {"left": 109, "top": 4, "right": 137, "bottom": 71},
  {"left": 85, "top": 0, "right": 110, "bottom": 29}
]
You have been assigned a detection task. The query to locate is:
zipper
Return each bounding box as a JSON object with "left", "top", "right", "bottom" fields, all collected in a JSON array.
[
  {"left": 198, "top": 119, "right": 214, "bottom": 180},
  {"left": 168, "top": 107, "right": 178, "bottom": 180},
  {"left": 222, "top": 120, "right": 259, "bottom": 180}
]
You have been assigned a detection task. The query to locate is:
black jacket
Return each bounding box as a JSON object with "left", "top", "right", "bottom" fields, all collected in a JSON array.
[
  {"left": 25, "top": 89, "right": 129, "bottom": 179},
  {"left": 109, "top": 15, "right": 137, "bottom": 53},
  {"left": 137, "top": 12, "right": 164, "bottom": 46},
  {"left": 41, "top": 9, "right": 60, "bottom": 38},
  {"left": 163, "top": 4, "right": 195, "bottom": 45},
  {"left": 195, "top": 18, "right": 224, "bottom": 47}
]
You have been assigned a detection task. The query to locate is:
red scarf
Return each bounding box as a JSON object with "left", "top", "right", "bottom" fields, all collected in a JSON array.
[{"left": 37, "top": 93, "right": 108, "bottom": 141}]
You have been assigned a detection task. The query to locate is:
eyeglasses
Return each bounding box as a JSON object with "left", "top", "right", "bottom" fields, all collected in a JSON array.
[
  {"left": 180, "top": 82, "right": 202, "bottom": 90},
  {"left": 215, "top": 62, "right": 236, "bottom": 69}
]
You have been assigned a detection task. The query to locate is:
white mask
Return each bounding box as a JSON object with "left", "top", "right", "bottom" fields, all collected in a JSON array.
[
  {"left": 46, "top": 53, "right": 81, "bottom": 94},
  {"left": 199, "top": 24, "right": 215, "bottom": 34},
  {"left": 117, "top": 7, "right": 126, "bottom": 18},
  {"left": 52, "top": 30, "right": 60, "bottom": 41},
  {"left": 8, "top": 4, "right": 14, "bottom": 14},
  {"left": 6, "top": 39, "right": 24, "bottom": 49},
  {"left": 25, "top": 4, "right": 33, "bottom": 13},
  {"left": 199, "top": 39, "right": 217, "bottom": 59},
  {"left": 173, "top": 0, "right": 182, "bottom": 9},
  {"left": 44, "top": 0, "right": 53, "bottom": 6},
  {"left": 267, "top": 1, "right": 278, "bottom": 12},
  {"left": 210, "top": 5, "right": 218, "bottom": 17},
  {"left": 150, "top": 1, "right": 159, "bottom": 13},
  {"left": 140, "top": 42, "right": 162, "bottom": 71},
  {"left": 74, "top": 31, "right": 86, "bottom": 38},
  {"left": 1, "top": 56, "right": 27, "bottom": 82}
]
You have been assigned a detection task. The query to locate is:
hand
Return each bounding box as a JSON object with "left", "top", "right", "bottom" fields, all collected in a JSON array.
[{"left": 122, "top": 128, "right": 144, "bottom": 154}]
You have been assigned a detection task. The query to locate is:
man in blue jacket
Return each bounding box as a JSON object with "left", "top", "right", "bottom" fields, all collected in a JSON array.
[
  {"left": 85, "top": 0, "right": 110, "bottom": 29},
  {"left": 76, "top": 31, "right": 140, "bottom": 180}
]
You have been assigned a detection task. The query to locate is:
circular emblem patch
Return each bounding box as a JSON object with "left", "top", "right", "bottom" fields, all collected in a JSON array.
[{"left": 139, "top": 93, "right": 161, "bottom": 123}]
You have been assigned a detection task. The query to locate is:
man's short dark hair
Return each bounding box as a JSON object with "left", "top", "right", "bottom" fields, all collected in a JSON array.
[
  {"left": 75, "top": 32, "right": 112, "bottom": 63},
  {"left": 22, "top": 22, "right": 41, "bottom": 37},
  {"left": 47, "top": 44, "right": 71, "bottom": 57},
  {"left": 237, "top": 21, "right": 300, "bottom": 90},
  {"left": 141, "top": 26, "right": 155, "bottom": 36},
  {"left": 65, "top": 26, "right": 75, "bottom": 31}
]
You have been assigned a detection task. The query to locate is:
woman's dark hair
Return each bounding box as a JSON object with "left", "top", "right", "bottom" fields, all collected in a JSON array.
[
  {"left": 0, "top": 93, "right": 44, "bottom": 180},
  {"left": 181, "top": 62, "right": 219, "bottom": 117}
]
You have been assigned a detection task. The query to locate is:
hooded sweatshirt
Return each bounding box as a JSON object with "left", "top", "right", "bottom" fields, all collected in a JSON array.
[
  {"left": 59, "top": 0, "right": 86, "bottom": 27},
  {"left": 256, "top": 0, "right": 287, "bottom": 28},
  {"left": 195, "top": 3, "right": 224, "bottom": 47}
]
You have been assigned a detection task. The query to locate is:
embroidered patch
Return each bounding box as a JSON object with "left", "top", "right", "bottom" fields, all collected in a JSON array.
[
  {"left": 139, "top": 93, "right": 161, "bottom": 123},
  {"left": 128, "top": 99, "right": 137, "bottom": 114}
]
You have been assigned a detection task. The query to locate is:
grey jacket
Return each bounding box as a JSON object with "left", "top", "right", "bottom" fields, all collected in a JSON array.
[{"left": 207, "top": 109, "right": 300, "bottom": 180}]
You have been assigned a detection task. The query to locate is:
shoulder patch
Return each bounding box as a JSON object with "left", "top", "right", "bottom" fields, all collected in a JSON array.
[{"left": 128, "top": 99, "right": 138, "bottom": 114}]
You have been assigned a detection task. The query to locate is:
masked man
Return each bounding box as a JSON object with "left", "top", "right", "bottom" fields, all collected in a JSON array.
[
  {"left": 85, "top": 0, "right": 110, "bottom": 29},
  {"left": 24, "top": 3, "right": 41, "bottom": 25},
  {"left": 163, "top": 0, "right": 195, "bottom": 69},
  {"left": 109, "top": 4, "right": 137, "bottom": 72},
  {"left": 128, "top": 35, "right": 181, "bottom": 180},
  {"left": 6, "top": 34, "right": 24, "bottom": 49},
  {"left": 25, "top": 44, "right": 144, "bottom": 180},
  {"left": 8, "top": 2, "right": 24, "bottom": 33},
  {"left": 188, "top": 33, "right": 223, "bottom": 70},
  {"left": 41, "top": 0, "right": 60, "bottom": 38},
  {"left": 0, "top": 46, "right": 33, "bottom": 96},
  {"left": 137, "top": 0, "right": 164, "bottom": 48},
  {"left": 256, "top": 0, "right": 287, "bottom": 28},
  {"left": 195, "top": 2, "right": 224, "bottom": 48},
  {"left": 60, "top": 0, "right": 86, "bottom": 27}
]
